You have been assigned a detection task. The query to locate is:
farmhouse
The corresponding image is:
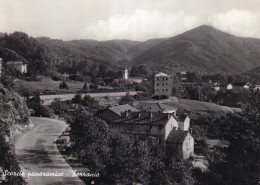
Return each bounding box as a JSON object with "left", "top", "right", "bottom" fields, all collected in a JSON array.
[
  {"left": 98, "top": 110, "right": 194, "bottom": 158},
  {"left": 6, "top": 61, "right": 28, "bottom": 74},
  {"left": 154, "top": 72, "right": 172, "bottom": 97}
]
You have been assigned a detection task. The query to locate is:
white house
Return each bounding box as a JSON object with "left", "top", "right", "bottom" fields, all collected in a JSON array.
[
  {"left": 227, "top": 84, "right": 233, "bottom": 90},
  {"left": 6, "top": 61, "right": 28, "bottom": 74},
  {"left": 254, "top": 85, "right": 260, "bottom": 91}
]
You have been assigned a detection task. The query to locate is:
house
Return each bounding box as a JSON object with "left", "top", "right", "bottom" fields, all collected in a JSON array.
[
  {"left": 122, "top": 68, "right": 144, "bottom": 84},
  {"left": 99, "top": 111, "right": 193, "bottom": 158},
  {"left": 226, "top": 84, "right": 233, "bottom": 90},
  {"left": 135, "top": 102, "right": 178, "bottom": 116},
  {"left": 213, "top": 83, "right": 220, "bottom": 91},
  {"left": 254, "top": 85, "right": 260, "bottom": 91},
  {"left": 179, "top": 71, "right": 187, "bottom": 82},
  {"left": 128, "top": 77, "right": 144, "bottom": 84},
  {"left": 232, "top": 82, "right": 249, "bottom": 91},
  {"left": 166, "top": 130, "right": 194, "bottom": 159},
  {"left": 6, "top": 61, "right": 28, "bottom": 74},
  {"left": 96, "top": 104, "right": 139, "bottom": 120},
  {"left": 0, "top": 58, "right": 2, "bottom": 78},
  {"left": 205, "top": 139, "right": 230, "bottom": 149},
  {"left": 243, "top": 82, "right": 251, "bottom": 89},
  {"left": 154, "top": 72, "right": 171, "bottom": 97}
]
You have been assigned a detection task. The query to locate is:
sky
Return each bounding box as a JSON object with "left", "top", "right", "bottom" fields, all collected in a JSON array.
[{"left": 0, "top": 0, "right": 260, "bottom": 41}]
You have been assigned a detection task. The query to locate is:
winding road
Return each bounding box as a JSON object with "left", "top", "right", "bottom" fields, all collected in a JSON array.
[{"left": 14, "top": 117, "right": 85, "bottom": 185}]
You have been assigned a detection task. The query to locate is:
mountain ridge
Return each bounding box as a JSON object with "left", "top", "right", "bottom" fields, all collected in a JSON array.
[{"left": 0, "top": 25, "right": 260, "bottom": 76}]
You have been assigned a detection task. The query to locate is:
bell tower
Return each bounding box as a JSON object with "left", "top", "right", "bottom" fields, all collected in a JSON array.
[{"left": 122, "top": 68, "right": 128, "bottom": 80}]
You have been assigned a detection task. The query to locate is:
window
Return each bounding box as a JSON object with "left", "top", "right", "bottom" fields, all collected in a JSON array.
[
  {"left": 157, "top": 89, "right": 159, "bottom": 91},
  {"left": 166, "top": 89, "right": 168, "bottom": 91},
  {"left": 162, "top": 78, "right": 164, "bottom": 80},
  {"left": 157, "top": 78, "right": 159, "bottom": 80},
  {"left": 157, "top": 83, "right": 159, "bottom": 86},
  {"left": 163, "top": 89, "right": 164, "bottom": 92},
  {"left": 166, "top": 83, "right": 168, "bottom": 85},
  {"left": 163, "top": 83, "right": 164, "bottom": 86},
  {"left": 166, "top": 78, "right": 168, "bottom": 80},
  {"left": 158, "top": 138, "right": 162, "bottom": 144}
]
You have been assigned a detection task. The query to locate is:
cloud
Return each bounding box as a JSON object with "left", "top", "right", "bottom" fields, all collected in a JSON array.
[
  {"left": 209, "top": 9, "right": 259, "bottom": 37},
  {"left": 83, "top": 9, "right": 199, "bottom": 41}
]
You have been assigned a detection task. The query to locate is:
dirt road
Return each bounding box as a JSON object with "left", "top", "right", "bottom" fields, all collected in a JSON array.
[{"left": 14, "top": 117, "right": 85, "bottom": 185}]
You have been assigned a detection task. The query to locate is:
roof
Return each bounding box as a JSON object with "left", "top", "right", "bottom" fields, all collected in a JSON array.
[
  {"left": 6, "top": 61, "right": 25, "bottom": 65},
  {"left": 108, "top": 112, "right": 170, "bottom": 126},
  {"left": 154, "top": 72, "right": 170, "bottom": 77},
  {"left": 109, "top": 104, "right": 139, "bottom": 115},
  {"left": 136, "top": 102, "right": 177, "bottom": 113},
  {"left": 166, "top": 130, "right": 189, "bottom": 144}
]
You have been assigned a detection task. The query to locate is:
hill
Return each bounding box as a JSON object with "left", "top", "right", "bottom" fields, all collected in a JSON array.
[
  {"left": 132, "top": 25, "right": 260, "bottom": 74},
  {"left": 242, "top": 66, "right": 260, "bottom": 84}
]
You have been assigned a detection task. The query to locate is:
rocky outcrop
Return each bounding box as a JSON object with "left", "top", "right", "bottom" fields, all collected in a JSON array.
[{"left": 0, "top": 83, "right": 33, "bottom": 140}]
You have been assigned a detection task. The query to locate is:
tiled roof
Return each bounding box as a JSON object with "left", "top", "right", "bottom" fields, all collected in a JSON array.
[
  {"left": 166, "top": 130, "right": 188, "bottom": 144},
  {"left": 154, "top": 72, "right": 170, "bottom": 77},
  {"left": 136, "top": 102, "right": 177, "bottom": 112},
  {"left": 108, "top": 112, "right": 170, "bottom": 126},
  {"left": 109, "top": 104, "right": 139, "bottom": 115}
]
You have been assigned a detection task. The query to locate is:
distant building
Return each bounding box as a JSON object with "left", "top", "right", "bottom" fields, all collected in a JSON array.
[
  {"left": 121, "top": 68, "right": 144, "bottom": 84},
  {"left": 0, "top": 58, "right": 2, "bottom": 78},
  {"left": 254, "top": 85, "right": 260, "bottom": 91},
  {"left": 227, "top": 84, "right": 233, "bottom": 90},
  {"left": 6, "top": 61, "right": 28, "bottom": 74},
  {"left": 154, "top": 72, "right": 171, "bottom": 97},
  {"left": 179, "top": 71, "right": 187, "bottom": 82}
]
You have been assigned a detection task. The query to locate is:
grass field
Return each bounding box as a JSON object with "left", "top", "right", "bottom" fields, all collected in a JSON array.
[
  {"left": 13, "top": 79, "right": 91, "bottom": 94},
  {"left": 165, "top": 99, "right": 241, "bottom": 114}
]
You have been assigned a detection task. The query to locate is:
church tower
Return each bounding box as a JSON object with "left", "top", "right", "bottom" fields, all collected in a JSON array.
[{"left": 122, "top": 68, "right": 128, "bottom": 80}]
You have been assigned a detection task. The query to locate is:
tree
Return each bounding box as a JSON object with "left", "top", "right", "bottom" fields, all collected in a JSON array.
[
  {"left": 82, "top": 82, "right": 88, "bottom": 91},
  {"left": 59, "top": 81, "right": 68, "bottom": 90},
  {"left": 72, "top": 93, "right": 82, "bottom": 104},
  {"left": 119, "top": 94, "right": 135, "bottom": 105},
  {"left": 150, "top": 158, "right": 168, "bottom": 185},
  {"left": 105, "top": 134, "right": 151, "bottom": 184},
  {"left": 69, "top": 112, "right": 109, "bottom": 172}
]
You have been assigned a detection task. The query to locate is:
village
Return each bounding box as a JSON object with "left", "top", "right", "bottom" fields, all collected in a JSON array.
[{"left": 0, "top": 56, "right": 260, "bottom": 184}]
